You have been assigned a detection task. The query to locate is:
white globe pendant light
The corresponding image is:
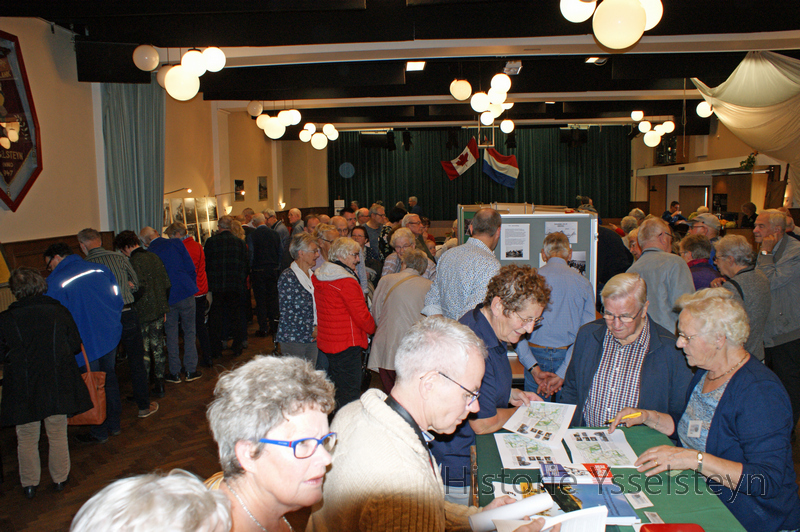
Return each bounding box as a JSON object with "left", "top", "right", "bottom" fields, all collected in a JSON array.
[
  {"left": 202, "top": 47, "right": 226, "bottom": 72},
  {"left": 638, "top": 120, "right": 651, "bottom": 133},
  {"left": 480, "top": 111, "right": 495, "bottom": 126},
  {"left": 322, "top": 124, "right": 336, "bottom": 137},
  {"left": 696, "top": 101, "right": 713, "bottom": 118},
  {"left": 502, "top": 102, "right": 514, "bottom": 110},
  {"left": 164, "top": 65, "right": 200, "bottom": 101},
  {"left": 289, "top": 109, "right": 302, "bottom": 125},
  {"left": 299, "top": 129, "right": 312, "bottom": 142},
  {"left": 278, "top": 110, "right": 293, "bottom": 126},
  {"left": 662, "top": 120, "right": 675, "bottom": 133},
  {"left": 560, "top": 0, "right": 597, "bottom": 23},
  {"left": 311, "top": 132, "right": 328, "bottom": 150},
  {"left": 631, "top": 110, "right": 644, "bottom": 121},
  {"left": 326, "top": 129, "right": 339, "bottom": 141},
  {"left": 133, "top": 45, "right": 160, "bottom": 71},
  {"left": 247, "top": 101, "right": 263, "bottom": 117},
  {"left": 653, "top": 124, "right": 666, "bottom": 135},
  {"left": 643, "top": 130, "right": 661, "bottom": 147},
  {"left": 488, "top": 87, "right": 507, "bottom": 105},
  {"left": 500, "top": 119, "right": 515, "bottom": 133},
  {"left": 488, "top": 103, "right": 503, "bottom": 118},
  {"left": 449, "top": 79, "right": 472, "bottom": 101},
  {"left": 256, "top": 114, "right": 270, "bottom": 129},
  {"left": 156, "top": 64, "right": 173, "bottom": 88},
  {"left": 264, "top": 117, "right": 286, "bottom": 139},
  {"left": 470, "top": 92, "right": 490, "bottom": 113},
  {"left": 639, "top": 0, "right": 663, "bottom": 31},
  {"left": 490, "top": 73, "right": 512, "bottom": 93},
  {"left": 181, "top": 49, "right": 206, "bottom": 77},
  {"left": 304, "top": 123, "right": 317, "bottom": 134},
  {"left": 592, "top": 0, "right": 646, "bottom": 50}
]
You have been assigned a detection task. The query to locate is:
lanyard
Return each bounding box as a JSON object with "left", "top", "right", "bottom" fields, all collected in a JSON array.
[{"left": 384, "top": 395, "right": 436, "bottom": 473}]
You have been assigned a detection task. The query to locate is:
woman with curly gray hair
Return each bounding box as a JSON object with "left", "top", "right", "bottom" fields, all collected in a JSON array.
[
  {"left": 430, "top": 264, "right": 550, "bottom": 505},
  {"left": 206, "top": 356, "right": 335, "bottom": 532}
]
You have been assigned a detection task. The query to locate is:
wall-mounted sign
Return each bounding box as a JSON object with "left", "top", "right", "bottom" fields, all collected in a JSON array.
[{"left": 0, "top": 30, "right": 42, "bottom": 212}]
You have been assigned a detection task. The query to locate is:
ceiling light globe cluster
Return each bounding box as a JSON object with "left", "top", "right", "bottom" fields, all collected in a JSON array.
[{"left": 562, "top": 0, "right": 663, "bottom": 50}]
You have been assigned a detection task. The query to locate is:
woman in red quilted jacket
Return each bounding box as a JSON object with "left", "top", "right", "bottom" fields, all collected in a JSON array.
[{"left": 313, "top": 237, "right": 376, "bottom": 412}]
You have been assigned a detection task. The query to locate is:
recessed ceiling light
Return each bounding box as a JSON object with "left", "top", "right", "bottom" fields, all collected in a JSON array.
[{"left": 406, "top": 61, "right": 426, "bottom": 71}]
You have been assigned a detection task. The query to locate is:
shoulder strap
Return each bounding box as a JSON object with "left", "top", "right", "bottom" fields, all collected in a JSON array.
[
  {"left": 383, "top": 274, "right": 417, "bottom": 303},
  {"left": 727, "top": 278, "right": 745, "bottom": 301}
]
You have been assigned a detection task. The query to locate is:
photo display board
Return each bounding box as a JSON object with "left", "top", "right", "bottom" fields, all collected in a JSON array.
[{"left": 163, "top": 196, "right": 219, "bottom": 244}]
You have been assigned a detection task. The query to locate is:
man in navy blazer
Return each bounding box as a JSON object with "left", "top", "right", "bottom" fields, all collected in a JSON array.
[{"left": 561, "top": 272, "right": 692, "bottom": 428}]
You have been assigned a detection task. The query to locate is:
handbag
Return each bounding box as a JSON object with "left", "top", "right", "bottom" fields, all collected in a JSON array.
[{"left": 68, "top": 344, "right": 107, "bottom": 426}]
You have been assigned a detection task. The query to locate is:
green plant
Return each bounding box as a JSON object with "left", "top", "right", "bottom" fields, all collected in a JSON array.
[{"left": 739, "top": 151, "right": 758, "bottom": 171}]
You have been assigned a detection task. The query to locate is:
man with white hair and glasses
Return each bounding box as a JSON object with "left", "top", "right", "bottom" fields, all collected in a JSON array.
[{"left": 561, "top": 273, "right": 692, "bottom": 427}]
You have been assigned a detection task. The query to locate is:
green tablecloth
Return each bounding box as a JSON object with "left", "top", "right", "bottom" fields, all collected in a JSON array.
[{"left": 475, "top": 426, "right": 745, "bottom": 531}]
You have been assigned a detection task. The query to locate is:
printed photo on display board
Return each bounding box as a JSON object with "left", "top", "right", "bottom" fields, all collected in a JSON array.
[
  {"left": 171, "top": 198, "right": 185, "bottom": 224},
  {"left": 163, "top": 200, "right": 171, "bottom": 227},
  {"left": 199, "top": 221, "right": 218, "bottom": 243},
  {"left": 186, "top": 223, "right": 199, "bottom": 242},
  {"left": 183, "top": 197, "right": 197, "bottom": 225}
]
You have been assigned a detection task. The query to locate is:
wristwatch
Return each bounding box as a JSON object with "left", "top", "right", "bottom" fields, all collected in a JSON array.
[
  {"left": 761, "top": 250, "right": 771, "bottom": 256},
  {"left": 697, "top": 452, "right": 704, "bottom": 473}
]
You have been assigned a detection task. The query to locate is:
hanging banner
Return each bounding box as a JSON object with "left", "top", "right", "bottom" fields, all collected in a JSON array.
[{"left": 0, "top": 30, "right": 43, "bottom": 212}]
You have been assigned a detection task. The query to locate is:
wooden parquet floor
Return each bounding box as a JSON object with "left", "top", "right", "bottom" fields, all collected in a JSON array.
[{"left": 1, "top": 323, "right": 799, "bottom": 531}]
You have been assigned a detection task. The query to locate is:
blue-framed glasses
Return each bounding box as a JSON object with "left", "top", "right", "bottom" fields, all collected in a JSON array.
[{"left": 259, "top": 432, "right": 337, "bottom": 459}]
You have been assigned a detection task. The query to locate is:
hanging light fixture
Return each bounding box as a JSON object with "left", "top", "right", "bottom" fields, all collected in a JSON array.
[
  {"left": 164, "top": 65, "right": 200, "bottom": 101},
  {"left": 592, "top": 0, "right": 647, "bottom": 49},
  {"left": 640, "top": 0, "right": 663, "bottom": 31},
  {"left": 488, "top": 103, "right": 504, "bottom": 118},
  {"left": 662, "top": 120, "right": 675, "bottom": 133},
  {"left": 181, "top": 48, "right": 207, "bottom": 77},
  {"left": 156, "top": 64, "right": 173, "bottom": 88},
  {"left": 560, "top": 0, "right": 597, "bottom": 23},
  {"left": 133, "top": 44, "right": 160, "bottom": 71},
  {"left": 264, "top": 117, "right": 286, "bottom": 140},
  {"left": 487, "top": 87, "right": 507, "bottom": 105},
  {"left": 500, "top": 119, "right": 515, "bottom": 133},
  {"left": 311, "top": 132, "right": 328, "bottom": 150},
  {"left": 304, "top": 123, "right": 317, "bottom": 134},
  {"left": 256, "top": 114, "right": 270, "bottom": 129},
  {"left": 696, "top": 101, "right": 713, "bottom": 118},
  {"left": 278, "top": 110, "right": 294, "bottom": 126},
  {"left": 288, "top": 109, "right": 302, "bottom": 125},
  {"left": 490, "top": 73, "right": 512, "bottom": 93},
  {"left": 643, "top": 130, "right": 661, "bottom": 147},
  {"left": 322, "top": 123, "right": 337, "bottom": 138},
  {"left": 638, "top": 120, "right": 652, "bottom": 133},
  {"left": 247, "top": 101, "right": 263, "bottom": 117},
  {"left": 202, "top": 47, "right": 226, "bottom": 72},
  {"left": 450, "top": 79, "right": 472, "bottom": 101},
  {"left": 470, "top": 92, "right": 490, "bottom": 113},
  {"left": 299, "top": 129, "right": 312, "bottom": 142},
  {"left": 631, "top": 110, "right": 644, "bottom": 121},
  {"left": 480, "top": 111, "right": 495, "bottom": 126}
]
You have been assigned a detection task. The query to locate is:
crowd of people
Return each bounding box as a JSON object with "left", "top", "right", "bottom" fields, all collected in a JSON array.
[{"left": 0, "top": 196, "right": 798, "bottom": 532}]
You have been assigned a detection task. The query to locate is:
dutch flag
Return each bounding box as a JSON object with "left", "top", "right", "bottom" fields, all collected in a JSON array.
[{"left": 483, "top": 148, "right": 519, "bottom": 189}]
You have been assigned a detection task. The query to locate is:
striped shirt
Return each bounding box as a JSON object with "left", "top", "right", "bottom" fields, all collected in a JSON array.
[
  {"left": 84, "top": 247, "right": 139, "bottom": 305},
  {"left": 583, "top": 319, "right": 651, "bottom": 427}
]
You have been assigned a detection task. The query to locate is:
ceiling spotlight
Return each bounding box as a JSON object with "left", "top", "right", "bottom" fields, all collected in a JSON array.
[
  {"left": 470, "top": 92, "right": 490, "bottom": 113},
  {"left": 643, "top": 130, "right": 661, "bottom": 147},
  {"left": 561, "top": 0, "right": 597, "bottom": 23},
  {"left": 299, "top": 129, "right": 312, "bottom": 142},
  {"left": 450, "top": 79, "right": 472, "bottom": 101},
  {"left": 503, "top": 61, "right": 523, "bottom": 76},
  {"left": 133, "top": 44, "right": 160, "bottom": 71},
  {"left": 181, "top": 48, "right": 206, "bottom": 77},
  {"left": 592, "top": 0, "right": 646, "bottom": 50},
  {"left": 500, "top": 119, "right": 515, "bottom": 134},
  {"left": 406, "top": 61, "right": 426, "bottom": 71},
  {"left": 480, "top": 111, "right": 495, "bottom": 126},
  {"left": 631, "top": 110, "right": 644, "bottom": 121},
  {"left": 311, "top": 132, "right": 329, "bottom": 150},
  {"left": 696, "top": 101, "right": 713, "bottom": 118},
  {"left": 247, "top": 100, "right": 263, "bottom": 117},
  {"left": 638, "top": 120, "right": 652, "bottom": 133},
  {"left": 164, "top": 65, "right": 200, "bottom": 101},
  {"left": 202, "top": 47, "right": 226, "bottom": 72},
  {"left": 491, "top": 73, "right": 512, "bottom": 93}
]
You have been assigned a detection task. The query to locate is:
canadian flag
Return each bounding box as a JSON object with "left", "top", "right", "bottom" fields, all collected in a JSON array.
[{"left": 441, "top": 137, "right": 478, "bottom": 180}]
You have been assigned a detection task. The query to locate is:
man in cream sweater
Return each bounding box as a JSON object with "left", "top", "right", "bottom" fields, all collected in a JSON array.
[{"left": 307, "top": 316, "right": 548, "bottom": 532}]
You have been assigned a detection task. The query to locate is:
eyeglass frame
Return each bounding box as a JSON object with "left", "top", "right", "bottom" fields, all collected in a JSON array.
[
  {"left": 602, "top": 305, "right": 644, "bottom": 324},
  {"left": 511, "top": 309, "right": 544, "bottom": 328},
  {"left": 258, "top": 432, "right": 337, "bottom": 459},
  {"left": 433, "top": 371, "right": 480, "bottom": 406},
  {"left": 677, "top": 332, "right": 701, "bottom": 343}
]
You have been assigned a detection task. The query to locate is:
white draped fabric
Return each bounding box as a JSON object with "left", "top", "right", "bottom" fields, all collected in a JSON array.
[{"left": 692, "top": 51, "right": 800, "bottom": 206}]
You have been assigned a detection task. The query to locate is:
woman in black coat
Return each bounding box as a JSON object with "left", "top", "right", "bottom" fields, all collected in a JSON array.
[{"left": 0, "top": 268, "right": 92, "bottom": 498}]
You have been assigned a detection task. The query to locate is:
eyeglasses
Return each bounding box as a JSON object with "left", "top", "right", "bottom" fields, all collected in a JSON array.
[
  {"left": 406, "top": 221, "right": 421, "bottom": 225},
  {"left": 45, "top": 256, "right": 56, "bottom": 271},
  {"left": 349, "top": 252, "right": 360, "bottom": 258},
  {"left": 602, "top": 306, "right": 644, "bottom": 324},
  {"left": 511, "top": 310, "right": 544, "bottom": 328},
  {"left": 677, "top": 332, "right": 700, "bottom": 343},
  {"left": 259, "top": 432, "right": 337, "bottom": 459},
  {"left": 660, "top": 232, "right": 674, "bottom": 240},
  {"left": 436, "top": 371, "right": 480, "bottom": 406},
  {"left": 320, "top": 237, "right": 334, "bottom": 244}
]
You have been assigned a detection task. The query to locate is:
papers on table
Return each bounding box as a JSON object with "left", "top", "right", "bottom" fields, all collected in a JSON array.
[
  {"left": 494, "top": 432, "right": 572, "bottom": 470},
  {"left": 503, "top": 402, "right": 576, "bottom": 443},
  {"left": 563, "top": 428, "right": 639, "bottom": 468},
  {"left": 540, "top": 462, "right": 613, "bottom": 484},
  {"left": 493, "top": 505, "right": 609, "bottom": 532}
]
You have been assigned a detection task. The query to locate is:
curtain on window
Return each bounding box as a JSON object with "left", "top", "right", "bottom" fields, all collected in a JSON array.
[
  {"left": 102, "top": 77, "right": 165, "bottom": 233},
  {"left": 327, "top": 126, "right": 631, "bottom": 220}
]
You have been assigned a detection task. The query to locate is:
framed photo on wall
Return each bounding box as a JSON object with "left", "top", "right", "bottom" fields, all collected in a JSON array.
[{"left": 258, "top": 176, "right": 268, "bottom": 201}]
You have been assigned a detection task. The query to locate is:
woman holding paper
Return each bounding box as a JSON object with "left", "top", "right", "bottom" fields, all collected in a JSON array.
[
  {"left": 430, "top": 265, "right": 548, "bottom": 505},
  {"left": 610, "top": 288, "right": 800, "bottom": 532}
]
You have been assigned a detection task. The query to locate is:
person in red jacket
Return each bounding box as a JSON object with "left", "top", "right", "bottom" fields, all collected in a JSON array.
[{"left": 313, "top": 237, "right": 376, "bottom": 412}]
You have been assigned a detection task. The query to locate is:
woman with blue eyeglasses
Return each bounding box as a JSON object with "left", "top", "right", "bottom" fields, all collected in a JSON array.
[
  {"left": 430, "top": 264, "right": 550, "bottom": 506},
  {"left": 206, "top": 356, "right": 336, "bottom": 532}
]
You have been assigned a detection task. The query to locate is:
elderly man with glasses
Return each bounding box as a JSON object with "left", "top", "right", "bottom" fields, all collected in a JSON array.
[
  {"left": 561, "top": 273, "right": 692, "bottom": 428},
  {"left": 627, "top": 217, "right": 694, "bottom": 332}
]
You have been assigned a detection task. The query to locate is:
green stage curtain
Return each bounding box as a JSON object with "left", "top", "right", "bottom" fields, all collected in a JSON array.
[
  {"left": 328, "top": 127, "right": 631, "bottom": 220},
  {"left": 102, "top": 76, "right": 165, "bottom": 233}
]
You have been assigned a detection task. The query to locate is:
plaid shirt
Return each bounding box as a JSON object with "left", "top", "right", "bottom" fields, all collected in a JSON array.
[
  {"left": 204, "top": 231, "right": 249, "bottom": 293},
  {"left": 583, "top": 319, "right": 651, "bottom": 427}
]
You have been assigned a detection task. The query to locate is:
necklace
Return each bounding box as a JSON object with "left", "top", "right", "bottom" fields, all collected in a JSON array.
[
  {"left": 225, "top": 481, "right": 293, "bottom": 532},
  {"left": 707, "top": 353, "right": 748, "bottom": 381}
]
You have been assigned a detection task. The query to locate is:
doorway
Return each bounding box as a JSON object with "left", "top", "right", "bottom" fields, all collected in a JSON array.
[{"left": 679, "top": 186, "right": 709, "bottom": 215}]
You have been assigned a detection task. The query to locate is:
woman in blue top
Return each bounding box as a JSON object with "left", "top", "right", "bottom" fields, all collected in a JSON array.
[
  {"left": 276, "top": 233, "right": 320, "bottom": 365},
  {"left": 430, "top": 265, "right": 549, "bottom": 505},
  {"left": 611, "top": 288, "right": 800, "bottom": 532}
]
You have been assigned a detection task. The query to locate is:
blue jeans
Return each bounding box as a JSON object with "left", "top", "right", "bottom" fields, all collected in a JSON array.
[
  {"left": 523, "top": 345, "right": 567, "bottom": 403},
  {"left": 88, "top": 348, "right": 121, "bottom": 440},
  {"left": 165, "top": 295, "right": 198, "bottom": 375}
]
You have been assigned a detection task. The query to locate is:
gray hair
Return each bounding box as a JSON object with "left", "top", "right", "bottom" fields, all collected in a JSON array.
[
  {"left": 166, "top": 222, "right": 187, "bottom": 237},
  {"left": 402, "top": 249, "right": 428, "bottom": 275},
  {"left": 289, "top": 233, "right": 317, "bottom": 260},
  {"left": 680, "top": 234, "right": 711, "bottom": 260},
  {"left": 697, "top": 206, "right": 710, "bottom": 214},
  {"left": 601, "top": 272, "right": 647, "bottom": 307},
  {"left": 139, "top": 226, "right": 160, "bottom": 246},
  {"left": 369, "top": 203, "right": 383, "bottom": 215},
  {"left": 70, "top": 469, "right": 231, "bottom": 532},
  {"left": 471, "top": 208, "right": 502, "bottom": 237},
  {"left": 676, "top": 288, "right": 749, "bottom": 347},
  {"left": 356, "top": 208, "right": 370, "bottom": 218},
  {"left": 401, "top": 214, "right": 419, "bottom": 228},
  {"left": 206, "top": 356, "right": 334, "bottom": 478},
  {"left": 638, "top": 217, "right": 669, "bottom": 247},
  {"left": 542, "top": 232, "right": 570, "bottom": 259},
  {"left": 9, "top": 267, "right": 48, "bottom": 300},
  {"left": 761, "top": 209, "right": 787, "bottom": 231},
  {"left": 263, "top": 208, "right": 276, "bottom": 219},
  {"left": 328, "top": 237, "right": 360, "bottom": 263},
  {"left": 620, "top": 216, "right": 638, "bottom": 234},
  {"left": 76, "top": 228, "right": 102, "bottom": 244},
  {"left": 217, "top": 215, "right": 233, "bottom": 231},
  {"left": 394, "top": 316, "right": 487, "bottom": 385},
  {"left": 252, "top": 213, "right": 266, "bottom": 226},
  {"left": 714, "top": 235, "right": 755, "bottom": 266},
  {"left": 409, "top": 196, "right": 418, "bottom": 203},
  {"left": 628, "top": 208, "right": 645, "bottom": 221},
  {"left": 390, "top": 227, "right": 415, "bottom": 247}
]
